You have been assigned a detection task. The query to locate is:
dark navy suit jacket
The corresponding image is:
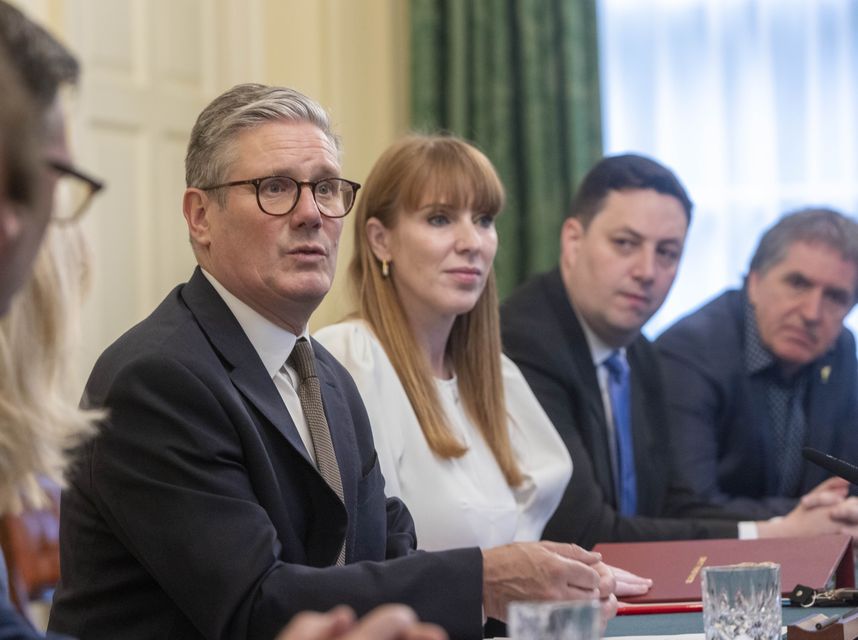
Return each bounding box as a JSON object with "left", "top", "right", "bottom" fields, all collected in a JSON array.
[
  {"left": 501, "top": 269, "right": 738, "bottom": 550},
  {"left": 656, "top": 288, "right": 858, "bottom": 519},
  {"left": 49, "top": 268, "right": 482, "bottom": 640}
]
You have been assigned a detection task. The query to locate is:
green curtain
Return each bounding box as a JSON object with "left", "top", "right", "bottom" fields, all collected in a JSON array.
[{"left": 411, "top": 0, "right": 603, "bottom": 296}]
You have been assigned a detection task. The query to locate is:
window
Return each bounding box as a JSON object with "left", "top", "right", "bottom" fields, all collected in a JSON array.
[{"left": 599, "top": 0, "right": 858, "bottom": 337}]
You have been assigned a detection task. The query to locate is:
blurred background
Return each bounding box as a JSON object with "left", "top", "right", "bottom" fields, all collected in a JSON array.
[{"left": 10, "top": 0, "right": 858, "bottom": 391}]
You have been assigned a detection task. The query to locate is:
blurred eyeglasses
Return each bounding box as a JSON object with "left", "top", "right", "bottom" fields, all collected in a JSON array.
[
  {"left": 200, "top": 175, "right": 361, "bottom": 218},
  {"left": 48, "top": 160, "right": 105, "bottom": 223}
]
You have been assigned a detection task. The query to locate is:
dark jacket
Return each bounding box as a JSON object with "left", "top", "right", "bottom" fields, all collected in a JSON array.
[
  {"left": 501, "top": 269, "right": 739, "bottom": 549},
  {"left": 50, "top": 268, "right": 482, "bottom": 640},
  {"left": 656, "top": 288, "right": 858, "bottom": 518}
]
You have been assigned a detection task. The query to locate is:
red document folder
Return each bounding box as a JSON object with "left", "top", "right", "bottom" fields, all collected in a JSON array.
[{"left": 594, "top": 534, "right": 854, "bottom": 604}]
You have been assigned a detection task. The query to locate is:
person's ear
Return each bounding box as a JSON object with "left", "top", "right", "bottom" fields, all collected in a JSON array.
[
  {"left": 560, "top": 216, "right": 584, "bottom": 266},
  {"left": 747, "top": 270, "right": 760, "bottom": 307},
  {"left": 183, "top": 188, "right": 214, "bottom": 248},
  {"left": 365, "top": 217, "right": 392, "bottom": 262}
]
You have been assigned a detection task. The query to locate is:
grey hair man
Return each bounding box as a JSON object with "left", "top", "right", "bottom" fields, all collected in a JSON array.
[
  {"left": 50, "top": 83, "right": 616, "bottom": 640},
  {"left": 658, "top": 208, "right": 858, "bottom": 518}
]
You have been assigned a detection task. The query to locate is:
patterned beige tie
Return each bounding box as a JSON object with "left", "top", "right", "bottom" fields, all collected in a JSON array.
[{"left": 288, "top": 338, "right": 346, "bottom": 565}]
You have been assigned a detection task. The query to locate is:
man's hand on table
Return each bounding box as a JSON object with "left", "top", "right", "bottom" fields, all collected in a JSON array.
[{"left": 481, "top": 541, "right": 618, "bottom": 626}]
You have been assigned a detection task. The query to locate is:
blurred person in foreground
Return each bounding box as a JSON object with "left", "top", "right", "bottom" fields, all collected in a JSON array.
[
  {"left": 0, "top": 0, "right": 73, "bottom": 315},
  {"left": 657, "top": 208, "right": 858, "bottom": 518},
  {"left": 316, "top": 134, "right": 649, "bottom": 626},
  {"left": 49, "top": 84, "right": 618, "bottom": 640},
  {"left": 0, "top": 4, "right": 101, "bottom": 637}
]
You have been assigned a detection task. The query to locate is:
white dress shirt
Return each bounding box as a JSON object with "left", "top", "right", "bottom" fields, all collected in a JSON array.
[
  {"left": 577, "top": 315, "right": 625, "bottom": 491},
  {"left": 574, "top": 309, "right": 757, "bottom": 538},
  {"left": 201, "top": 269, "right": 316, "bottom": 462},
  {"left": 315, "top": 319, "right": 572, "bottom": 551}
]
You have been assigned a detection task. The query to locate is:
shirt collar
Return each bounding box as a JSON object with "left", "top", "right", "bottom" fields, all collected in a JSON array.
[
  {"left": 201, "top": 269, "right": 310, "bottom": 378},
  {"left": 574, "top": 305, "right": 625, "bottom": 367},
  {"left": 744, "top": 295, "right": 776, "bottom": 376}
]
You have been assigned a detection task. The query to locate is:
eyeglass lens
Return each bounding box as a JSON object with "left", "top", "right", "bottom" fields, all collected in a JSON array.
[
  {"left": 52, "top": 172, "right": 96, "bottom": 223},
  {"left": 257, "top": 177, "right": 356, "bottom": 217}
]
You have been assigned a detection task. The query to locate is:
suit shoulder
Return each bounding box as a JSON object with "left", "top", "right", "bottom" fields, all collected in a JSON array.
[
  {"left": 829, "top": 324, "right": 858, "bottom": 375},
  {"left": 86, "top": 285, "right": 230, "bottom": 403},
  {"left": 502, "top": 270, "right": 554, "bottom": 316},
  {"left": 656, "top": 289, "right": 743, "bottom": 356},
  {"left": 627, "top": 335, "right": 662, "bottom": 380},
  {"left": 501, "top": 270, "right": 569, "bottom": 344},
  {"left": 836, "top": 324, "right": 857, "bottom": 353}
]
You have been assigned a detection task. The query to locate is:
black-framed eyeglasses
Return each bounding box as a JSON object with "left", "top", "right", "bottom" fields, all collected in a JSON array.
[
  {"left": 47, "top": 160, "right": 105, "bottom": 224},
  {"left": 199, "top": 176, "right": 361, "bottom": 218}
]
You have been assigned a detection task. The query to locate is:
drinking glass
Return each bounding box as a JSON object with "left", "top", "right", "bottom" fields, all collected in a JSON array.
[
  {"left": 507, "top": 600, "right": 601, "bottom": 640},
  {"left": 702, "top": 562, "right": 781, "bottom": 640}
]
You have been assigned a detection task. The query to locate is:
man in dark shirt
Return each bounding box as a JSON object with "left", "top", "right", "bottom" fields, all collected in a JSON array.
[{"left": 657, "top": 208, "right": 858, "bottom": 519}]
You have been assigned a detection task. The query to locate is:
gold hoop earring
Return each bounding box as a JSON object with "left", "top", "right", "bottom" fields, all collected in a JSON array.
[{"left": 381, "top": 259, "right": 390, "bottom": 277}]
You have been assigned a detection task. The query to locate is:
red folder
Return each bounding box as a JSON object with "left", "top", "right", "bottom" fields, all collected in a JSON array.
[{"left": 594, "top": 534, "right": 854, "bottom": 604}]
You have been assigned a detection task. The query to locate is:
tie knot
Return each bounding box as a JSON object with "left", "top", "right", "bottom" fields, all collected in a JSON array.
[
  {"left": 603, "top": 350, "right": 629, "bottom": 382},
  {"left": 288, "top": 338, "right": 317, "bottom": 381}
]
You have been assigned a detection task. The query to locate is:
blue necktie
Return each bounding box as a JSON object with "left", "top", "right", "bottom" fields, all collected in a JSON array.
[{"left": 604, "top": 351, "right": 637, "bottom": 516}]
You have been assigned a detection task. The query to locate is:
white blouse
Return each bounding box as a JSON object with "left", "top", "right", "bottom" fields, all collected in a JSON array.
[{"left": 315, "top": 320, "right": 572, "bottom": 551}]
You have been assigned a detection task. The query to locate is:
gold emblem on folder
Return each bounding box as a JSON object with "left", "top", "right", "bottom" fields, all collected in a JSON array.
[{"left": 686, "top": 556, "right": 707, "bottom": 584}]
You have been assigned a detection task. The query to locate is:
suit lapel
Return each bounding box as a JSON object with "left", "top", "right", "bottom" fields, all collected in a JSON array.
[
  {"left": 545, "top": 271, "right": 607, "bottom": 424},
  {"left": 730, "top": 291, "right": 776, "bottom": 492},
  {"left": 544, "top": 270, "right": 617, "bottom": 504},
  {"left": 745, "top": 372, "right": 779, "bottom": 493},
  {"left": 179, "top": 268, "right": 314, "bottom": 466},
  {"left": 314, "top": 347, "right": 360, "bottom": 517},
  {"left": 804, "top": 354, "right": 839, "bottom": 479},
  {"left": 627, "top": 340, "right": 660, "bottom": 514}
]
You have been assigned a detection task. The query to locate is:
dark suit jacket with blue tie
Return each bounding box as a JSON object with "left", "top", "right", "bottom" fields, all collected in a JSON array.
[
  {"left": 48, "top": 268, "right": 482, "bottom": 640},
  {"left": 656, "top": 288, "right": 858, "bottom": 519},
  {"left": 500, "top": 269, "right": 739, "bottom": 550}
]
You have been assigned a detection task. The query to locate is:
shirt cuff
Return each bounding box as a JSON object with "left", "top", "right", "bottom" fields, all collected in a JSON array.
[{"left": 737, "top": 520, "right": 760, "bottom": 539}]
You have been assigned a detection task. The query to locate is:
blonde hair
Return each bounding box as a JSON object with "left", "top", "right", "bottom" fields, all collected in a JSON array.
[
  {"left": 0, "top": 225, "right": 99, "bottom": 513},
  {"left": 349, "top": 134, "right": 523, "bottom": 486}
]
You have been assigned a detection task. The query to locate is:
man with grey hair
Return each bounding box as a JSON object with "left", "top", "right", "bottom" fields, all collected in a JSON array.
[
  {"left": 657, "top": 208, "right": 858, "bottom": 519},
  {"left": 50, "top": 82, "right": 617, "bottom": 640}
]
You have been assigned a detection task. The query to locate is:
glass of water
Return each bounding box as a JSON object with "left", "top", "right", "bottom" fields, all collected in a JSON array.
[
  {"left": 508, "top": 600, "right": 601, "bottom": 640},
  {"left": 702, "top": 562, "right": 781, "bottom": 640}
]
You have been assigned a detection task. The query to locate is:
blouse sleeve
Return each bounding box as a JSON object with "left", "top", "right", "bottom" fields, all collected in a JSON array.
[
  {"left": 314, "top": 321, "right": 407, "bottom": 500},
  {"left": 502, "top": 354, "right": 573, "bottom": 542}
]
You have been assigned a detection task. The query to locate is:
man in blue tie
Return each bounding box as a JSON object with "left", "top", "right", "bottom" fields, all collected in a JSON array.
[{"left": 501, "top": 154, "right": 858, "bottom": 549}]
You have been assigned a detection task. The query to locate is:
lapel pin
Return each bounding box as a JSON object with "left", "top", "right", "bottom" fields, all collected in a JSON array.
[{"left": 821, "top": 365, "right": 831, "bottom": 383}]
